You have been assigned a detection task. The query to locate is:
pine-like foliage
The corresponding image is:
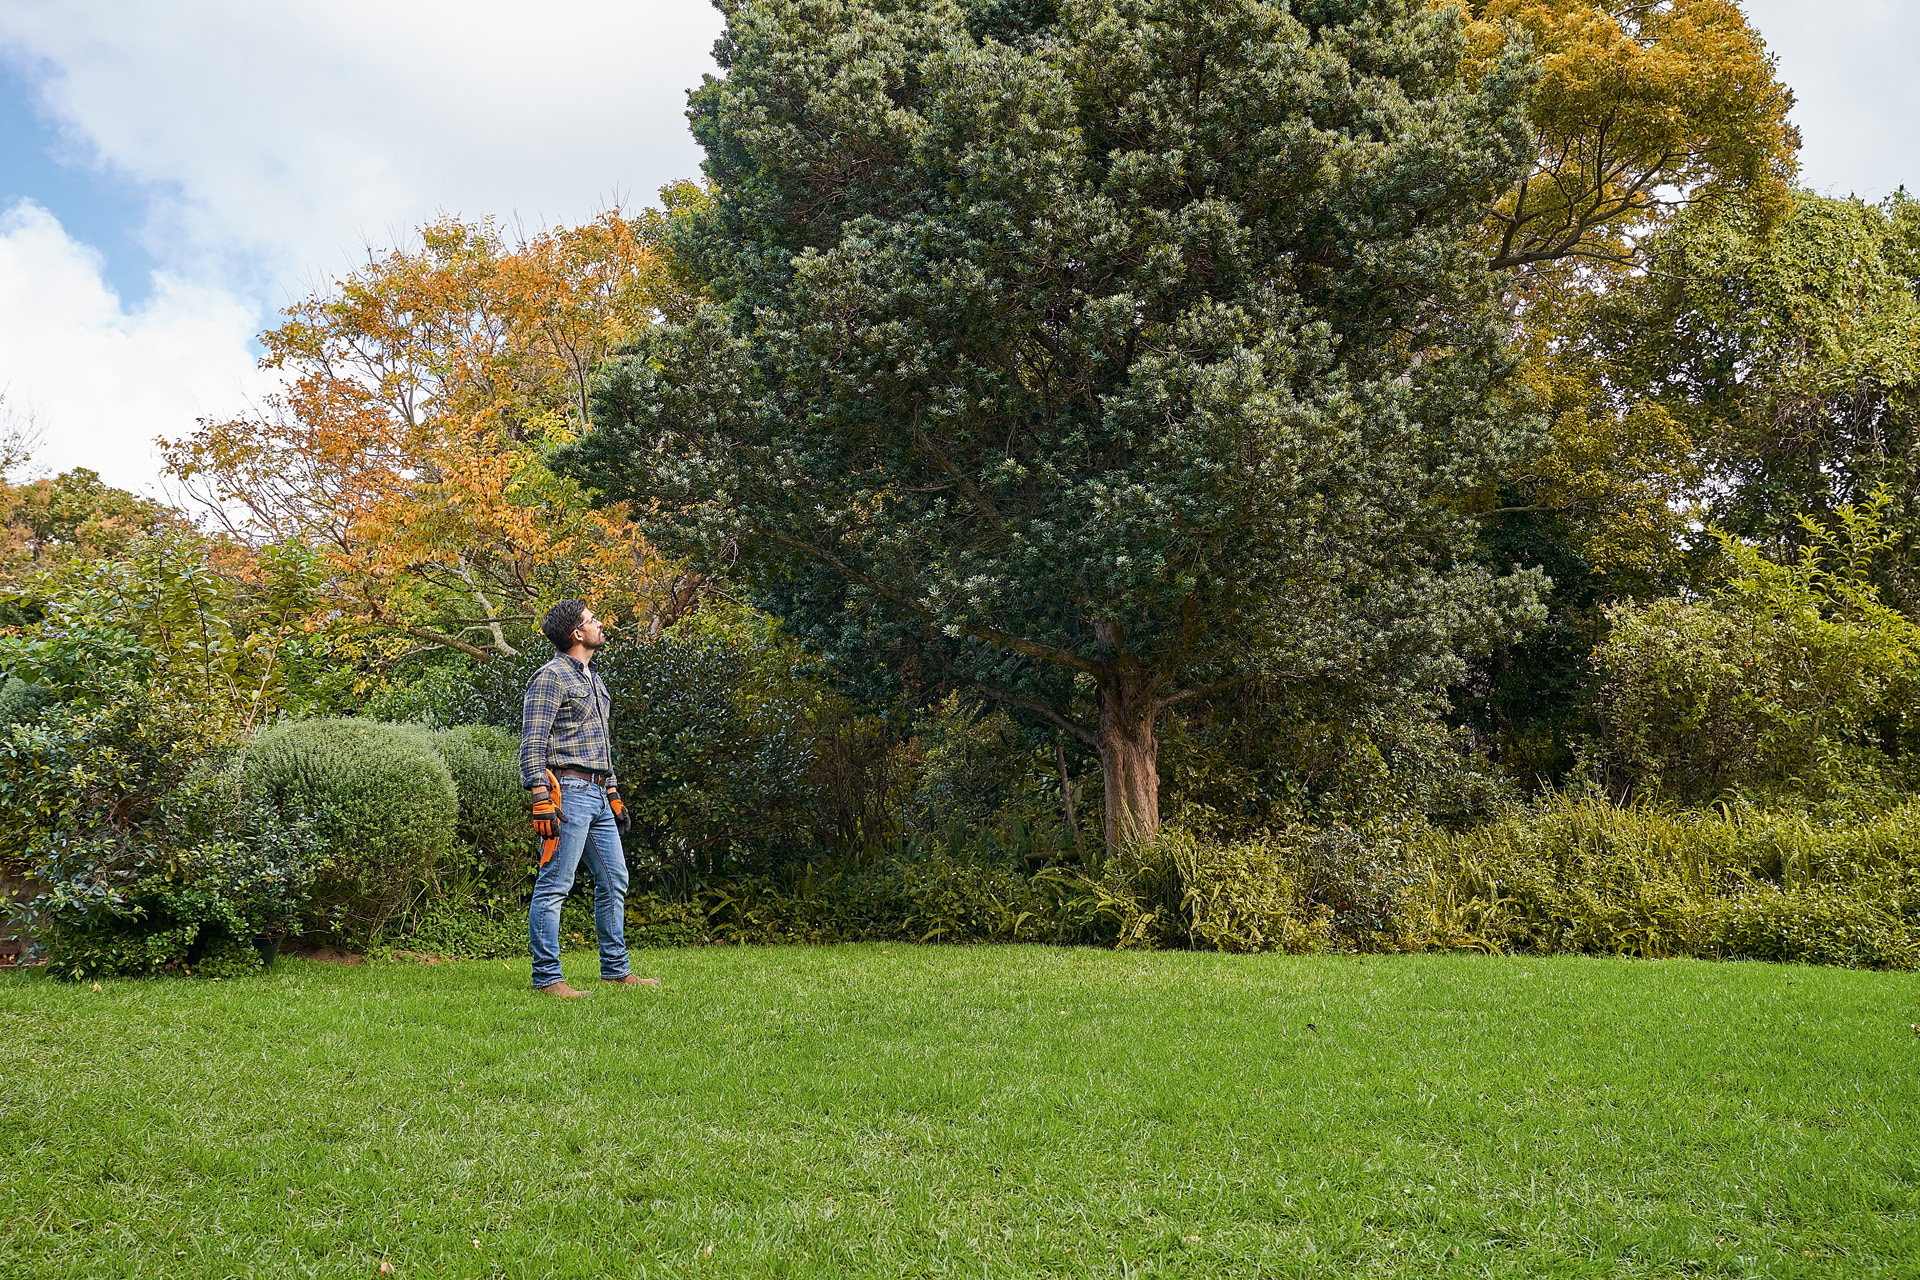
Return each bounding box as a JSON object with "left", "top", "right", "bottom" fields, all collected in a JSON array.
[{"left": 567, "top": 0, "right": 1549, "bottom": 847}]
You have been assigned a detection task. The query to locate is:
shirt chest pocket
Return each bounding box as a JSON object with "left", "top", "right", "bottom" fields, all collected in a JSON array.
[{"left": 560, "top": 686, "right": 602, "bottom": 724}]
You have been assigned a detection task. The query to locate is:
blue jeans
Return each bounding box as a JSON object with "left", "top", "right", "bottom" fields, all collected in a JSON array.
[{"left": 528, "top": 777, "right": 631, "bottom": 987}]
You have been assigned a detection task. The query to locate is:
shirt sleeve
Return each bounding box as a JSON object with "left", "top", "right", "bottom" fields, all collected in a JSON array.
[
  {"left": 600, "top": 673, "right": 618, "bottom": 790},
  {"left": 519, "top": 665, "right": 562, "bottom": 788}
]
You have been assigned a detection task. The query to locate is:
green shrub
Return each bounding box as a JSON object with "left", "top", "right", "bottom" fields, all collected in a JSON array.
[
  {"left": 0, "top": 677, "right": 53, "bottom": 728},
  {"left": 1420, "top": 793, "right": 1920, "bottom": 968},
  {"left": 1069, "top": 829, "right": 1330, "bottom": 954},
  {"left": 383, "top": 900, "right": 527, "bottom": 960},
  {"left": 430, "top": 724, "right": 528, "bottom": 887},
  {"left": 1287, "top": 822, "right": 1430, "bottom": 951},
  {"left": 242, "top": 718, "right": 456, "bottom": 938},
  {"left": 1712, "top": 886, "right": 1918, "bottom": 969},
  {"left": 1423, "top": 796, "right": 1725, "bottom": 958},
  {"left": 626, "top": 893, "right": 706, "bottom": 948},
  {"left": 26, "top": 797, "right": 325, "bottom": 981},
  {"left": 1587, "top": 499, "right": 1920, "bottom": 807},
  {"left": 905, "top": 698, "right": 1059, "bottom": 835}
]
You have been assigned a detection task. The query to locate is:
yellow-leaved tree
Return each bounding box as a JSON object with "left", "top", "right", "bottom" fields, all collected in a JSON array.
[
  {"left": 1461, "top": 0, "right": 1801, "bottom": 581},
  {"left": 1466, "top": 0, "right": 1798, "bottom": 273}
]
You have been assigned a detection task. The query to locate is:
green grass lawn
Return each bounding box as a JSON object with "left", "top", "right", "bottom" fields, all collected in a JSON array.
[{"left": 6, "top": 947, "right": 1918, "bottom": 1279}]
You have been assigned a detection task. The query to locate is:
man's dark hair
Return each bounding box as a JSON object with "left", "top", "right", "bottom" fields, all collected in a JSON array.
[{"left": 541, "top": 599, "right": 590, "bottom": 651}]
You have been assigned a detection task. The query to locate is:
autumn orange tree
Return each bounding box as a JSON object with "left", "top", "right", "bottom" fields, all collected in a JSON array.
[{"left": 163, "top": 186, "right": 707, "bottom": 660}]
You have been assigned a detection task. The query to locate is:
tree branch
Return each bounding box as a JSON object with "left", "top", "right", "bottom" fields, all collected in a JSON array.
[
  {"left": 911, "top": 408, "right": 1008, "bottom": 539},
  {"left": 397, "top": 625, "right": 497, "bottom": 660},
  {"left": 973, "top": 682, "right": 1099, "bottom": 746},
  {"left": 1151, "top": 671, "right": 1260, "bottom": 716}
]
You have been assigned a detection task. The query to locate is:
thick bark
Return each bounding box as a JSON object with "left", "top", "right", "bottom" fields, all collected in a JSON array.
[{"left": 1096, "top": 666, "right": 1160, "bottom": 855}]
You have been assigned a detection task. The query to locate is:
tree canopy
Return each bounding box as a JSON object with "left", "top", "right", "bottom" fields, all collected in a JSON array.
[
  {"left": 567, "top": 0, "right": 1553, "bottom": 848},
  {"left": 162, "top": 198, "right": 707, "bottom": 659}
]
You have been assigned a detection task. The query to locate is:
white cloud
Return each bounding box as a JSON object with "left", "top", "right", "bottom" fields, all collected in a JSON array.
[
  {"left": 0, "top": 0, "right": 723, "bottom": 492},
  {"left": 0, "top": 200, "right": 267, "bottom": 494},
  {"left": 1, "top": 0, "right": 1915, "bottom": 499},
  {"left": 0, "top": 0, "right": 723, "bottom": 289}
]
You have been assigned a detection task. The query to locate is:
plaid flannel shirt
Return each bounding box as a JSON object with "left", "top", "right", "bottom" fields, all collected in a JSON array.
[{"left": 519, "top": 653, "right": 617, "bottom": 789}]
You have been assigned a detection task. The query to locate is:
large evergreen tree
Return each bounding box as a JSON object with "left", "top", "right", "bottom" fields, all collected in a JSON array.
[{"left": 568, "top": 0, "right": 1549, "bottom": 849}]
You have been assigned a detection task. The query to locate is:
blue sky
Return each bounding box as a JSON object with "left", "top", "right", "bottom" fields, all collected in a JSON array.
[
  {"left": 0, "top": 63, "right": 162, "bottom": 306},
  {"left": 1, "top": 0, "right": 1916, "bottom": 495}
]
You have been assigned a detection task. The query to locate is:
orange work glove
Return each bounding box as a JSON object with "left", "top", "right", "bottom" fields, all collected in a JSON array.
[
  {"left": 530, "top": 769, "right": 562, "bottom": 865},
  {"left": 606, "top": 783, "right": 631, "bottom": 836}
]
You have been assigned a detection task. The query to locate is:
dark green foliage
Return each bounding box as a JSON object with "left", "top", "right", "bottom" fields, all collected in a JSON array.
[
  {"left": 0, "top": 692, "right": 189, "bottom": 875},
  {"left": 1159, "top": 690, "right": 1515, "bottom": 836},
  {"left": 625, "top": 893, "right": 707, "bottom": 949},
  {"left": 23, "top": 782, "right": 325, "bottom": 981},
  {"left": 0, "top": 678, "right": 52, "bottom": 728},
  {"left": 383, "top": 900, "right": 527, "bottom": 960},
  {"left": 692, "top": 850, "right": 1062, "bottom": 947},
  {"left": 904, "top": 696, "right": 1077, "bottom": 837},
  {"left": 242, "top": 718, "right": 457, "bottom": 938},
  {"left": 563, "top": 0, "right": 1548, "bottom": 847},
  {"left": 388, "top": 605, "right": 906, "bottom": 874},
  {"left": 429, "top": 724, "right": 527, "bottom": 885}
]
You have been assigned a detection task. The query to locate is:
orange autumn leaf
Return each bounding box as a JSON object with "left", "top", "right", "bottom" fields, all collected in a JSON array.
[{"left": 163, "top": 186, "right": 710, "bottom": 659}]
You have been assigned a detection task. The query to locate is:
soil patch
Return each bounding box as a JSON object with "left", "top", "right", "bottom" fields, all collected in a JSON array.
[{"left": 285, "top": 946, "right": 365, "bottom": 965}]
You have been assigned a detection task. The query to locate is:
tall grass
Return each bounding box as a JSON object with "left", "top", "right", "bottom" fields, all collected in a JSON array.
[{"left": 1421, "top": 794, "right": 1920, "bottom": 968}]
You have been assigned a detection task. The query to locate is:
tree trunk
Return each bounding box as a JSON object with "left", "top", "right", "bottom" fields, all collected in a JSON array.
[{"left": 1096, "top": 666, "right": 1160, "bottom": 856}]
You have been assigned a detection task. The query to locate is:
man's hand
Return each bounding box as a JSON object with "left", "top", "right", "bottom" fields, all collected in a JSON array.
[
  {"left": 530, "top": 774, "right": 561, "bottom": 864},
  {"left": 606, "top": 784, "right": 631, "bottom": 836}
]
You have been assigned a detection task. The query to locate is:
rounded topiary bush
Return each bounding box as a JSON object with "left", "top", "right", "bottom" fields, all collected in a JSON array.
[
  {"left": 243, "top": 718, "right": 457, "bottom": 938},
  {"left": 0, "top": 677, "right": 54, "bottom": 728},
  {"left": 431, "top": 724, "right": 528, "bottom": 884}
]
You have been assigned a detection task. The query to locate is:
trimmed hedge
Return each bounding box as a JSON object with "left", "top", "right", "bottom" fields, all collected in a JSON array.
[
  {"left": 243, "top": 718, "right": 456, "bottom": 938},
  {"left": 431, "top": 724, "right": 528, "bottom": 885}
]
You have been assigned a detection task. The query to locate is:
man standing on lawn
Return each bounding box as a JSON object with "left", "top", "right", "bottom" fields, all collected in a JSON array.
[{"left": 521, "top": 598, "right": 658, "bottom": 997}]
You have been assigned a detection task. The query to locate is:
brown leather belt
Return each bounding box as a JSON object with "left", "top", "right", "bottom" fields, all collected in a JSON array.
[{"left": 554, "top": 767, "right": 611, "bottom": 783}]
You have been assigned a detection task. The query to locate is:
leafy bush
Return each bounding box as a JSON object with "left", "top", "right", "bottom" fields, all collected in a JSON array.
[
  {"left": 374, "top": 602, "right": 904, "bottom": 872},
  {"left": 382, "top": 900, "right": 527, "bottom": 960},
  {"left": 905, "top": 697, "right": 1061, "bottom": 834},
  {"left": 0, "top": 677, "right": 52, "bottom": 727},
  {"left": 24, "top": 790, "right": 325, "bottom": 981},
  {"left": 243, "top": 718, "right": 457, "bottom": 938},
  {"left": 1069, "top": 830, "right": 1329, "bottom": 954},
  {"left": 1420, "top": 793, "right": 1920, "bottom": 967},
  {"left": 1712, "top": 886, "right": 1918, "bottom": 970},
  {"left": 625, "top": 893, "right": 707, "bottom": 948},
  {"left": 1423, "top": 797, "right": 1722, "bottom": 958},
  {"left": 430, "top": 724, "right": 528, "bottom": 887},
  {"left": 1160, "top": 696, "right": 1515, "bottom": 837},
  {"left": 1287, "top": 822, "right": 1430, "bottom": 951},
  {"left": 1588, "top": 499, "right": 1920, "bottom": 806}
]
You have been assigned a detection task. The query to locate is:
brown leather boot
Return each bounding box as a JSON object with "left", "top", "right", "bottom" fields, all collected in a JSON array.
[
  {"left": 602, "top": 975, "right": 660, "bottom": 986},
  {"left": 534, "top": 981, "right": 587, "bottom": 998}
]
